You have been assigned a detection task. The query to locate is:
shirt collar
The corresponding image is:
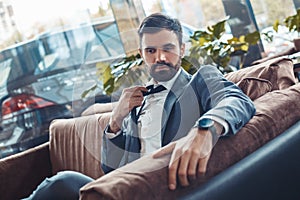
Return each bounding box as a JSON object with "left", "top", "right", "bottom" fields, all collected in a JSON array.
[{"left": 146, "top": 68, "right": 182, "bottom": 91}]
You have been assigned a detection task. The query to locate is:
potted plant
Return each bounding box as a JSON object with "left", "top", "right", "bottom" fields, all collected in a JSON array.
[
  {"left": 272, "top": 9, "right": 300, "bottom": 51},
  {"left": 82, "top": 18, "right": 260, "bottom": 97}
]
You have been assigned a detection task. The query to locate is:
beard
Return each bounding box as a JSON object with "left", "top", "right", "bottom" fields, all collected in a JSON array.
[{"left": 149, "top": 59, "right": 181, "bottom": 82}]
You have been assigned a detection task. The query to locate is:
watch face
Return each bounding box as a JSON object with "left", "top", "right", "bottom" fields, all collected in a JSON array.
[{"left": 199, "top": 118, "right": 214, "bottom": 129}]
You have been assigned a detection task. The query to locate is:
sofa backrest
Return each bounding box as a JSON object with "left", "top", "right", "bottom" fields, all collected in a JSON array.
[
  {"left": 50, "top": 56, "right": 299, "bottom": 199},
  {"left": 225, "top": 56, "right": 296, "bottom": 100},
  {"left": 80, "top": 69, "right": 300, "bottom": 200}
]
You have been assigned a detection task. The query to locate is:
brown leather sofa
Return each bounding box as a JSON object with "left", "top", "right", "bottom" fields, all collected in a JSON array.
[{"left": 0, "top": 57, "right": 299, "bottom": 200}]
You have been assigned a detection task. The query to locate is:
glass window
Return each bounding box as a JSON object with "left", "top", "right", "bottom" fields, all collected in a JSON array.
[
  {"left": 251, "top": 0, "right": 297, "bottom": 56},
  {"left": 0, "top": 0, "right": 118, "bottom": 159},
  {"left": 251, "top": 0, "right": 296, "bottom": 29},
  {"left": 1, "top": 0, "right": 299, "bottom": 159},
  {"left": 149, "top": 0, "right": 227, "bottom": 29}
]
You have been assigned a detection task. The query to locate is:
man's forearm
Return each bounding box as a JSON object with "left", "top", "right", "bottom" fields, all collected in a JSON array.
[
  {"left": 108, "top": 119, "right": 121, "bottom": 133},
  {"left": 108, "top": 113, "right": 126, "bottom": 133}
]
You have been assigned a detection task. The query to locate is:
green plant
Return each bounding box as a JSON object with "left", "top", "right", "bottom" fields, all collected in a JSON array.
[
  {"left": 183, "top": 17, "right": 260, "bottom": 73},
  {"left": 82, "top": 18, "right": 260, "bottom": 97},
  {"left": 273, "top": 9, "right": 300, "bottom": 36},
  {"left": 82, "top": 54, "right": 146, "bottom": 97},
  {"left": 264, "top": 8, "right": 300, "bottom": 43}
]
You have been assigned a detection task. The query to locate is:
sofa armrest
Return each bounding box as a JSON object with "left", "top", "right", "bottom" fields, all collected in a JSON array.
[
  {"left": 49, "top": 113, "right": 111, "bottom": 179},
  {"left": 0, "top": 142, "right": 52, "bottom": 200},
  {"left": 81, "top": 102, "right": 117, "bottom": 116},
  {"left": 80, "top": 83, "right": 300, "bottom": 200}
]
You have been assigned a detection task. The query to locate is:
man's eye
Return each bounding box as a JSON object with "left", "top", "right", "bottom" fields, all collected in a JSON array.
[
  {"left": 146, "top": 48, "right": 156, "bottom": 54},
  {"left": 163, "top": 47, "right": 172, "bottom": 52}
]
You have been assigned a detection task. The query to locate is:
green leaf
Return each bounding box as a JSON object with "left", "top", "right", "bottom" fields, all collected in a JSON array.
[
  {"left": 181, "top": 56, "right": 198, "bottom": 74},
  {"left": 273, "top": 19, "right": 280, "bottom": 32},
  {"left": 245, "top": 31, "right": 260, "bottom": 45},
  {"left": 282, "top": 9, "right": 300, "bottom": 33},
  {"left": 96, "top": 62, "right": 111, "bottom": 82},
  {"left": 81, "top": 84, "right": 98, "bottom": 98},
  {"left": 211, "top": 19, "right": 226, "bottom": 39},
  {"left": 103, "top": 77, "right": 115, "bottom": 95}
]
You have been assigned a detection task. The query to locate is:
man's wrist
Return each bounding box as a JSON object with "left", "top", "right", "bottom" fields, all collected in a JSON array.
[
  {"left": 194, "top": 118, "right": 220, "bottom": 145},
  {"left": 107, "top": 123, "right": 120, "bottom": 133},
  {"left": 104, "top": 124, "right": 122, "bottom": 139},
  {"left": 108, "top": 117, "right": 121, "bottom": 133},
  {"left": 194, "top": 118, "right": 224, "bottom": 136}
]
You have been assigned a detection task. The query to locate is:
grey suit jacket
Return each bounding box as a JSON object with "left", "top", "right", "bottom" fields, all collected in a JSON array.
[{"left": 101, "top": 65, "right": 256, "bottom": 173}]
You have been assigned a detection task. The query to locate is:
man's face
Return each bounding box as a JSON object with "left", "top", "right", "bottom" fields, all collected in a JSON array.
[{"left": 139, "top": 29, "right": 185, "bottom": 82}]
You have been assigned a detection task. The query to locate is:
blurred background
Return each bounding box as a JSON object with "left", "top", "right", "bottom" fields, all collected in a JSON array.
[
  {"left": 1, "top": 0, "right": 299, "bottom": 55},
  {"left": 0, "top": 0, "right": 299, "bottom": 158}
]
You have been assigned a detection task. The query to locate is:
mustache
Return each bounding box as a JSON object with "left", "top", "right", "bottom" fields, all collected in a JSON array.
[{"left": 152, "top": 61, "right": 175, "bottom": 69}]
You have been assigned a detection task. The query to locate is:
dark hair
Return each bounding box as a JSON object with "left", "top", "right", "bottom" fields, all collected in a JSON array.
[{"left": 138, "top": 13, "right": 183, "bottom": 46}]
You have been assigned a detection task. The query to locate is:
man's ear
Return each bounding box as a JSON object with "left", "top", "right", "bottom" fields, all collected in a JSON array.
[
  {"left": 138, "top": 48, "right": 143, "bottom": 58},
  {"left": 180, "top": 43, "right": 185, "bottom": 58}
]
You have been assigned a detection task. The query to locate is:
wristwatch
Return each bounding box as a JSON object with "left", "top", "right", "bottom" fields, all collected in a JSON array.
[{"left": 196, "top": 118, "right": 218, "bottom": 143}]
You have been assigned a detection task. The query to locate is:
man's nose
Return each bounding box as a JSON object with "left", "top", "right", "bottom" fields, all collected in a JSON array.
[{"left": 155, "top": 49, "right": 166, "bottom": 62}]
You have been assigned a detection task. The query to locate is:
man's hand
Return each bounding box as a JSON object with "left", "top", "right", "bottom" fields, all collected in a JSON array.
[
  {"left": 109, "top": 86, "right": 148, "bottom": 133},
  {"left": 152, "top": 128, "right": 217, "bottom": 190}
]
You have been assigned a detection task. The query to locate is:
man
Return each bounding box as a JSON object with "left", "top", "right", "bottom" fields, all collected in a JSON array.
[{"left": 24, "top": 13, "right": 255, "bottom": 199}]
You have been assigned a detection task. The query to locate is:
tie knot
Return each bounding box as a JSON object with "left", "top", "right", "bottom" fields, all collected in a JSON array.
[{"left": 143, "top": 85, "right": 166, "bottom": 96}]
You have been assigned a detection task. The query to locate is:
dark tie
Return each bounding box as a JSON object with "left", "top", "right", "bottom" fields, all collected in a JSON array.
[
  {"left": 142, "top": 85, "right": 166, "bottom": 96},
  {"left": 131, "top": 85, "right": 166, "bottom": 123}
]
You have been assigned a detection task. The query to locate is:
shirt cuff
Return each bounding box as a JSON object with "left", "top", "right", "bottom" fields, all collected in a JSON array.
[{"left": 104, "top": 125, "right": 122, "bottom": 139}]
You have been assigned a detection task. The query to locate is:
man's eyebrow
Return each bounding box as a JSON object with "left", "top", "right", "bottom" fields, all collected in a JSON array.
[
  {"left": 144, "top": 43, "right": 176, "bottom": 49},
  {"left": 162, "top": 43, "right": 176, "bottom": 48},
  {"left": 144, "top": 46, "right": 156, "bottom": 49}
]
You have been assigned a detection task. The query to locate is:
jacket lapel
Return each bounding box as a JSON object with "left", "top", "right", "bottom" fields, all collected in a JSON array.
[
  {"left": 122, "top": 69, "right": 191, "bottom": 166},
  {"left": 161, "top": 69, "right": 191, "bottom": 139}
]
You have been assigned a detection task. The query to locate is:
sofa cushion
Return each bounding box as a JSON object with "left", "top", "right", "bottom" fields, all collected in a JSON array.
[
  {"left": 80, "top": 83, "right": 300, "bottom": 200},
  {"left": 225, "top": 57, "right": 296, "bottom": 99},
  {"left": 0, "top": 143, "right": 52, "bottom": 200},
  {"left": 49, "top": 113, "right": 111, "bottom": 179},
  {"left": 235, "top": 77, "right": 272, "bottom": 100}
]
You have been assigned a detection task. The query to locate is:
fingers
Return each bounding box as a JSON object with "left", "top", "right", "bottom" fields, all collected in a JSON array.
[
  {"left": 115, "top": 86, "right": 147, "bottom": 116},
  {"left": 129, "top": 97, "right": 144, "bottom": 108},
  {"left": 187, "top": 151, "right": 198, "bottom": 181},
  {"left": 136, "top": 86, "right": 149, "bottom": 93},
  {"left": 152, "top": 143, "right": 179, "bottom": 190},
  {"left": 177, "top": 152, "right": 190, "bottom": 187},
  {"left": 197, "top": 153, "right": 210, "bottom": 176},
  {"left": 121, "top": 86, "right": 147, "bottom": 100},
  {"left": 169, "top": 153, "right": 210, "bottom": 191},
  {"left": 165, "top": 132, "right": 213, "bottom": 191},
  {"left": 168, "top": 148, "right": 181, "bottom": 190},
  {"left": 172, "top": 149, "right": 199, "bottom": 189},
  {"left": 153, "top": 143, "right": 210, "bottom": 191},
  {"left": 126, "top": 86, "right": 148, "bottom": 97},
  {"left": 123, "top": 86, "right": 148, "bottom": 110},
  {"left": 152, "top": 142, "right": 175, "bottom": 158}
]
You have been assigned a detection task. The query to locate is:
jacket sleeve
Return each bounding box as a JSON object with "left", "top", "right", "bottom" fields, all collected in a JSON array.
[
  {"left": 191, "top": 65, "right": 256, "bottom": 135},
  {"left": 101, "top": 118, "right": 128, "bottom": 173}
]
